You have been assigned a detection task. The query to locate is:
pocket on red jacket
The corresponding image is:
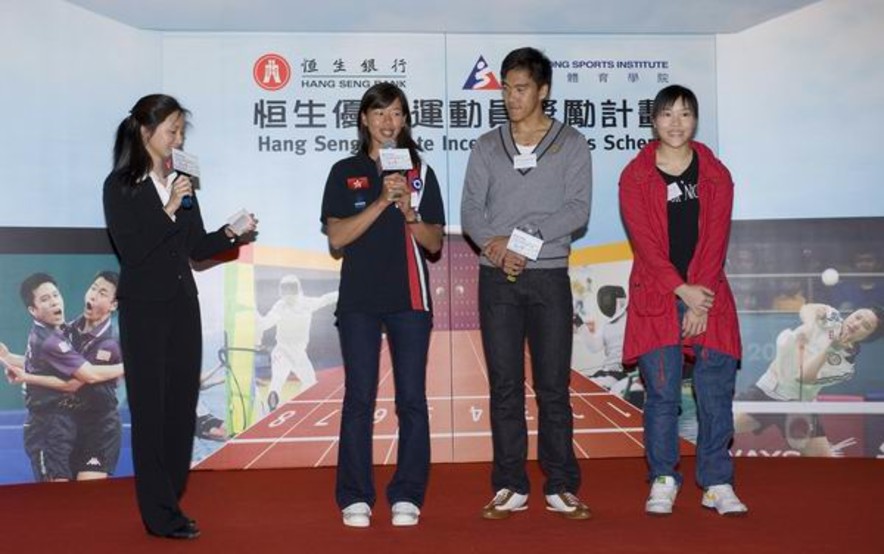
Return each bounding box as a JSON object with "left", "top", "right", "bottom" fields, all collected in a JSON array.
[{"left": 629, "top": 280, "right": 668, "bottom": 316}]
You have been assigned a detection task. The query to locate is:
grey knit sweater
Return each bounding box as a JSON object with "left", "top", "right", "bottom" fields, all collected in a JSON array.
[{"left": 461, "top": 119, "right": 592, "bottom": 269}]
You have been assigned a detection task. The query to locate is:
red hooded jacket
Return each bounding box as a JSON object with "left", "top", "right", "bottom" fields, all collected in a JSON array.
[{"left": 619, "top": 140, "right": 741, "bottom": 365}]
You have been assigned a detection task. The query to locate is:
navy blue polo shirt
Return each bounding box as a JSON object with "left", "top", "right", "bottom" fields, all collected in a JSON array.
[
  {"left": 320, "top": 153, "right": 445, "bottom": 315},
  {"left": 23, "top": 322, "right": 87, "bottom": 410},
  {"left": 67, "top": 315, "right": 121, "bottom": 411}
]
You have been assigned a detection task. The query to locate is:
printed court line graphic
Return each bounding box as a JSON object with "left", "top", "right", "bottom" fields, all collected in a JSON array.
[{"left": 195, "top": 329, "right": 693, "bottom": 471}]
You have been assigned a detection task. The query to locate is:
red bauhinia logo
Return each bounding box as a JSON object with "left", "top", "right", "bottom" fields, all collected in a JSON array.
[{"left": 253, "top": 53, "right": 291, "bottom": 91}]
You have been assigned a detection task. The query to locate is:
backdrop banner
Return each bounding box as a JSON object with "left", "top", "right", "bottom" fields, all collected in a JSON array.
[{"left": 2, "top": 30, "right": 881, "bottom": 486}]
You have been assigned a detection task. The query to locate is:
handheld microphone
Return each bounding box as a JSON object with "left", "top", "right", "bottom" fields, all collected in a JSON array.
[
  {"left": 506, "top": 224, "right": 542, "bottom": 283},
  {"left": 163, "top": 158, "right": 192, "bottom": 210},
  {"left": 181, "top": 186, "right": 193, "bottom": 210},
  {"left": 171, "top": 149, "right": 201, "bottom": 210},
  {"left": 166, "top": 171, "right": 193, "bottom": 210},
  {"left": 379, "top": 140, "right": 406, "bottom": 203},
  {"left": 380, "top": 140, "right": 403, "bottom": 176}
]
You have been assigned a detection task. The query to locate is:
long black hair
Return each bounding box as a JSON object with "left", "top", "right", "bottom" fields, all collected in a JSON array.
[
  {"left": 109, "top": 94, "right": 188, "bottom": 187},
  {"left": 356, "top": 82, "right": 421, "bottom": 167}
]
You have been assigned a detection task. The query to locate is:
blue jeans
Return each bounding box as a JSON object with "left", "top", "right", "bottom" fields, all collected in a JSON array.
[
  {"left": 638, "top": 303, "right": 738, "bottom": 488},
  {"left": 334, "top": 310, "right": 432, "bottom": 509},
  {"left": 478, "top": 266, "right": 580, "bottom": 495}
]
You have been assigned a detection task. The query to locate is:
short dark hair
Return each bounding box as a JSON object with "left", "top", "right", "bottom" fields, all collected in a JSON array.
[
  {"left": 500, "top": 47, "right": 553, "bottom": 90},
  {"left": 20, "top": 272, "right": 57, "bottom": 308},
  {"left": 94, "top": 271, "right": 120, "bottom": 294},
  {"left": 651, "top": 85, "right": 699, "bottom": 119},
  {"left": 356, "top": 82, "right": 421, "bottom": 166}
]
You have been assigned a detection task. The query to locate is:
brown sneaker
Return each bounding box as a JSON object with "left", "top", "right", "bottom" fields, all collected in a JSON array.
[
  {"left": 545, "top": 492, "right": 592, "bottom": 520},
  {"left": 481, "top": 488, "right": 529, "bottom": 520}
]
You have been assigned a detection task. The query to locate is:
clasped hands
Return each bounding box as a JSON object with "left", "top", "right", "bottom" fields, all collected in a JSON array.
[
  {"left": 483, "top": 236, "right": 526, "bottom": 278},
  {"left": 676, "top": 283, "right": 715, "bottom": 338}
]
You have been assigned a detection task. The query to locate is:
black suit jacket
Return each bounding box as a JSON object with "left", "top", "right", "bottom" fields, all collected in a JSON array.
[{"left": 103, "top": 173, "right": 236, "bottom": 301}]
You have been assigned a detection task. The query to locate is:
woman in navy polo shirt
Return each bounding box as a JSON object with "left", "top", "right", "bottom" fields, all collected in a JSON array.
[{"left": 320, "top": 82, "right": 445, "bottom": 528}]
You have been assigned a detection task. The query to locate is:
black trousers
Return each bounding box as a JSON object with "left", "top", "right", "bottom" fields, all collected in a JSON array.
[
  {"left": 118, "top": 289, "right": 202, "bottom": 535},
  {"left": 478, "top": 266, "right": 581, "bottom": 496}
]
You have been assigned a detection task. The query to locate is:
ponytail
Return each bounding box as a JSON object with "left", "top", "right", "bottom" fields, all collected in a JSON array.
[
  {"left": 110, "top": 115, "right": 150, "bottom": 185},
  {"left": 108, "top": 94, "right": 188, "bottom": 188}
]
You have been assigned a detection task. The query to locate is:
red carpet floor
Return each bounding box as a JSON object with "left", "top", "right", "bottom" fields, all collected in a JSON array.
[{"left": 1, "top": 457, "right": 879, "bottom": 553}]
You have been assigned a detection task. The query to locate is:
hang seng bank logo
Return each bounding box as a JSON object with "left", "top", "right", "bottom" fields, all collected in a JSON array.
[{"left": 253, "top": 53, "right": 291, "bottom": 91}]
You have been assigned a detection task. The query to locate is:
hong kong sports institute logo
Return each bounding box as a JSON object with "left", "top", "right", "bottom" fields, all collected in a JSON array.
[
  {"left": 253, "top": 53, "right": 291, "bottom": 91},
  {"left": 462, "top": 55, "right": 501, "bottom": 90}
]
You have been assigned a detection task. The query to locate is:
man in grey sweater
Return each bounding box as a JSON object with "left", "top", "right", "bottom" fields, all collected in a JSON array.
[{"left": 461, "top": 46, "right": 593, "bottom": 520}]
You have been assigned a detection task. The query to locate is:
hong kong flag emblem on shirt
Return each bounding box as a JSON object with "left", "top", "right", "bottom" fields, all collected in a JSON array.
[{"left": 347, "top": 177, "right": 369, "bottom": 190}]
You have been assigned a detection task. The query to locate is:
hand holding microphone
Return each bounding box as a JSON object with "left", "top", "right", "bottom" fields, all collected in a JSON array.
[
  {"left": 170, "top": 148, "right": 201, "bottom": 210},
  {"left": 503, "top": 251, "right": 527, "bottom": 280},
  {"left": 180, "top": 189, "right": 193, "bottom": 209},
  {"left": 164, "top": 173, "right": 194, "bottom": 216},
  {"left": 504, "top": 224, "right": 542, "bottom": 282},
  {"left": 377, "top": 139, "right": 415, "bottom": 218},
  {"left": 382, "top": 172, "right": 408, "bottom": 205}
]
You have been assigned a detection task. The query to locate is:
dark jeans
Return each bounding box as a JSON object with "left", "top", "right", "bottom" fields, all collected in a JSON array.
[
  {"left": 478, "top": 266, "right": 580, "bottom": 496},
  {"left": 638, "top": 302, "right": 738, "bottom": 488},
  {"left": 335, "top": 310, "right": 432, "bottom": 509}
]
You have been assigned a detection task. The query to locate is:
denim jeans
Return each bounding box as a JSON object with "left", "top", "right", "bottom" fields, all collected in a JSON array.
[
  {"left": 334, "top": 310, "right": 432, "bottom": 509},
  {"left": 478, "top": 266, "right": 581, "bottom": 495},
  {"left": 638, "top": 303, "right": 738, "bottom": 488}
]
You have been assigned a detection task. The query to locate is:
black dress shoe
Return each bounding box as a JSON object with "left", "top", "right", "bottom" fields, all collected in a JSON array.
[{"left": 150, "top": 522, "right": 201, "bottom": 540}]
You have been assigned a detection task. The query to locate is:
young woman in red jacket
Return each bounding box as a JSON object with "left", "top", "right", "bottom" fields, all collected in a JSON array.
[{"left": 618, "top": 85, "right": 748, "bottom": 517}]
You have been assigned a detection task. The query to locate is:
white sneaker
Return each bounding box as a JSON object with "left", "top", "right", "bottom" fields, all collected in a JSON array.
[
  {"left": 645, "top": 476, "right": 679, "bottom": 515},
  {"left": 342, "top": 502, "right": 372, "bottom": 527},
  {"left": 391, "top": 501, "right": 420, "bottom": 527},
  {"left": 702, "top": 484, "right": 748, "bottom": 516},
  {"left": 481, "top": 488, "right": 529, "bottom": 519}
]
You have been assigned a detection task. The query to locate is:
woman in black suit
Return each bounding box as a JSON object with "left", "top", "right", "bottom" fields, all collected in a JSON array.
[{"left": 103, "top": 94, "right": 256, "bottom": 539}]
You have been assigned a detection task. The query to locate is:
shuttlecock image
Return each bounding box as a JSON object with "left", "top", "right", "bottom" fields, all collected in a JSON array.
[{"left": 821, "top": 268, "right": 839, "bottom": 287}]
